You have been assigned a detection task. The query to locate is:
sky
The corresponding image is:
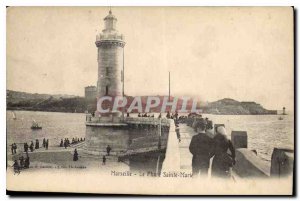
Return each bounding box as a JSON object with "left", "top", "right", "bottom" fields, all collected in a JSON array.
[{"left": 6, "top": 7, "right": 294, "bottom": 110}]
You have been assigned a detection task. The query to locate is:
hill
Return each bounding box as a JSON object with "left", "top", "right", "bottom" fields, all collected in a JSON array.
[
  {"left": 201, "top": 98, "right": 277, "bottom": 115},
  {"left": 7, "top": 90, "right": 86, "bottom": 113},
  {"left": 6, "top": 91, "right": 277, "bottom": 115}
]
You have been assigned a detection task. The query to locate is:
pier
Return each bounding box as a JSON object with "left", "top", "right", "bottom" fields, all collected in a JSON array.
[
  {"left": 84, "top": 113, "right": 294, "bottom": 178},
  {"left": 161, "top": 117, "right": 294, "bottom": 179}
]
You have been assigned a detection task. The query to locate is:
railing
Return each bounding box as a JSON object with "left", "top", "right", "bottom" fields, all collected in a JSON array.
[
  {"left": 85, "top": 115, "right": 122, "bottom": 124},
  {"left": 124, "top": 117, "right": 170, "bottom": 126},
  {"left": 96, "top": 34, "right": 124, "bottom": 41},
  {"left": 86, "top": 114, "right": 170, "bottom": 126}
]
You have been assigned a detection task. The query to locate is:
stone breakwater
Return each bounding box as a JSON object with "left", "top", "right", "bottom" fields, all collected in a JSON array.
[{"left": 161, "top": 117, "right": 293, "bottom": 178}]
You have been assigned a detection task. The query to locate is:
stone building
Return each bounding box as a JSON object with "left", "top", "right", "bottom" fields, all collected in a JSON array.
[{"left": 84, "top": 86, "right": 97, "bottom": 101}]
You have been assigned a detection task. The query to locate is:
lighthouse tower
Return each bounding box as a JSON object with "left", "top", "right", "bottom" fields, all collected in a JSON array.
[{"left": 95, "top": 10, "right": 125, "bottom": 118}]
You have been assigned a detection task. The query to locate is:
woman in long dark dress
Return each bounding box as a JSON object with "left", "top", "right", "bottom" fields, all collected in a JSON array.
[
  {"left": 211, "top": 126, "right": 235, "bottom": 178},
  {"left": 35, "top": 139, "right": 39, "bottom": 149},
  {"left": 29, "top": 141, "right": 34, "bottom": 152},
  {"left": 73, "top": 149, "right": 78, "bottom": 161}
]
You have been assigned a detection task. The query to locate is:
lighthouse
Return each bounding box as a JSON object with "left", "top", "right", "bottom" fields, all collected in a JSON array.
[
  {"left": 95, "top": 10, "right": 125, "bottom": 118},
  {"left": 84, "top": 10, "right": 128, "bottom": 155}
]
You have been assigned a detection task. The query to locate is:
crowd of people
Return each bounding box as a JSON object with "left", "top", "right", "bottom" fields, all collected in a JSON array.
[
  {"left": 166, "top": 111, "right": 179, "bottom": 120},
  {"left": 12, "top": 154, "right": 30, "bottom": 174},
  {"left": 135, "top": 111, "right": 180, "bottom": 120},
  {"left": 31, "top": 138, "right": 50, "bottom": 150},
  {"left": 11, "top": 138, "right": 50, "bottom": 155},
  {"left": 10, "top": 136, "right": 88, "bottom": 173},
  {"left": 137, "top": 113, "right": 155, "bottom": 118},
  {"left": 60, "top": 137, "right": 85, "bottom": 149},
  {"left": 10, "top": 138, "right": 51, "bottom": 174}
]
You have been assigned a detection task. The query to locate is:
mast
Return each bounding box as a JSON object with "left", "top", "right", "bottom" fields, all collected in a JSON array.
[
  {"left": 156, "top": 118, "right": 162, "bottom": 175},
  {"left": 123, "top": 44, "right": 125, "bottom": 98},
  {"left": 168, "top": 71, "right": 170, "bottom": 101}
]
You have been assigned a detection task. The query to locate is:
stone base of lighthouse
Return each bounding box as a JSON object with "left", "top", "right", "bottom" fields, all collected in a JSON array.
[
  {"left": 82, "top": 117, "right": 164, "bottom": 156},
  {"left": 83, "top": 125, "right": 130, "bottom": 156}
]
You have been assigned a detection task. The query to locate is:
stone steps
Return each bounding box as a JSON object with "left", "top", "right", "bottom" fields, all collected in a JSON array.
[
  {"left": 78, "top": 152, "right": 119, "bottom": 161},
  {"left": 70, "top": 142, "right": 85, "bottom": 148}
]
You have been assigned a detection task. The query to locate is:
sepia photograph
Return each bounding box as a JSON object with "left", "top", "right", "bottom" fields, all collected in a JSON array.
[{"left": 5, "top": 6, "right": 294, "bottom": 195}]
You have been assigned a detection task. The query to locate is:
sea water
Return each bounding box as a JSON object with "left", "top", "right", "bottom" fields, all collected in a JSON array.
[{"left": 6, "top": 111, "right": 294, "bottom": 161}]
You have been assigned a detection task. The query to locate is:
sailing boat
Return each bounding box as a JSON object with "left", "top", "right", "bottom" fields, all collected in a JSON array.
[
  {"left": 12, "top": 111, "right": 17, "bottom": 120},
  {"left": 278, "top": 116, "right": 284, "bottom": 120},
  {"left": 31, "top": 120, "right": 42, "bottom": 129}
]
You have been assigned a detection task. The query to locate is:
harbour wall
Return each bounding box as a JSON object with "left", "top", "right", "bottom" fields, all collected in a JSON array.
[{"left": 231, "top": 131, "right": 294, "bottom": 178}]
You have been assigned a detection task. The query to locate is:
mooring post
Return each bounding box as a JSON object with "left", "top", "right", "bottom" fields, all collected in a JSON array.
[{"left": 231, "top": 131, "right": 247, "bottom": 148}]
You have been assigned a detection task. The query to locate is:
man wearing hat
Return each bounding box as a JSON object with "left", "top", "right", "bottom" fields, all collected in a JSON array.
[{"left": 189, "top": 118, "right": 214, "bottom": 177}]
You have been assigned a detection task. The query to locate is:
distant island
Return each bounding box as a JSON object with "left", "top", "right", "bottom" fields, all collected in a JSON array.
[
  {"left": 201, "top": 98, "right": 277, "bottom": 115},
  {"left": 6, "top": 90, "right": 278, "bottom": 115}
]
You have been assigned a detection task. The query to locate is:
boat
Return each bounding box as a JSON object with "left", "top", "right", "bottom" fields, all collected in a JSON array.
[
  {"left": 31, "top": 121, "right": 42, "bottom": 129},
  {"left": 278, "top": 116, "right": 284, "bottom": 120}
]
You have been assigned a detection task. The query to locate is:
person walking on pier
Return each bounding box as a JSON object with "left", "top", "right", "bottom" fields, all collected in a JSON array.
[
  {"left": 19, "top": 155, "right": 24, "bottom": 169},
  {"left": 73, "top": 149, "right": 78, "bottom": 161},
  {"left": 64, "top": 139, "right": 67, "bottom": 149},
  {"left": 14, "top": 143, "right": 18, "bottom": 154},
  {"left": 166, "top": 111, "right": 171, "bottom": 119},
  {"left": 11, "top": 143, "right": 17, "bottom": 154},
  {"left": 189, "top": 119, "right": 213, "bottom": 177},
  {"left": 175, "top": 126, "right": 181, "bottom": 142},
  {"left": 29, "top": 141, "right": 34, "bottom": 152},
  {"left": 45, "top": 139, "right": 49, "bottom": 150},
  {"left": 11, "top": 143, "right": 14, "bottom": 155},
  {"left": 106, "top": 145, "right": 111, "bottom": 156},
  {"left": 12, "top": 160, "right": 20, "bottom": 174},
  {"left": 60, "top": 139, "right": 63, "bottom": 147},
  {"left": 24, "top": 155, "right": 30, "bottom": 169},
  {"left": 24, "top": 142, "right": 29, "bottom": 153},
  {"left": 206, "top": 118, "right": 213, "bottom": 130},
  {"left": 174, "top": 111, "right": 178, "bottom": 121},
  {"left": 211, "top": 126, "right": 235, "bottom": 178},
  {"left": 102, "top": 156, "right": 106, "bottom": 165}
]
